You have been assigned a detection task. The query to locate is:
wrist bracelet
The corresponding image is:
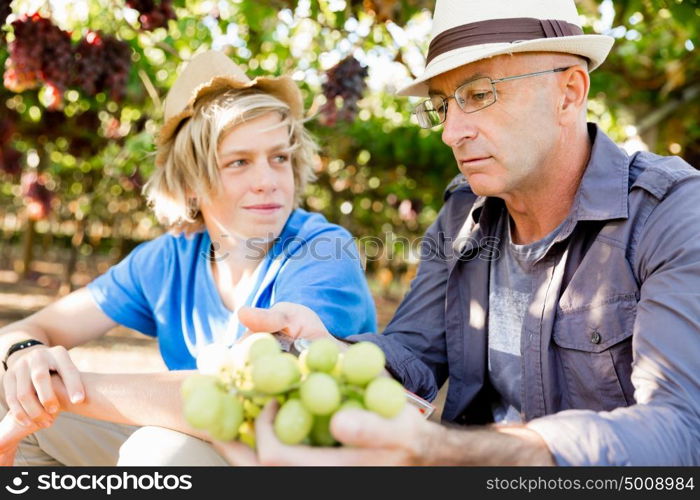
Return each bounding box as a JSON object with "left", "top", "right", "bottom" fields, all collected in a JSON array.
[{"left": 2, "top": 339, "right": 44, "bottom": 371}]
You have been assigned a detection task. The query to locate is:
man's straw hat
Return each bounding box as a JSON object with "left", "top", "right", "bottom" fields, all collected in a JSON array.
[
  {"left": 398, "top": 0, "right": 614, "bottom": 97},
  {"left": 156, "top": 50, "right": 303, "bottom": 165}
]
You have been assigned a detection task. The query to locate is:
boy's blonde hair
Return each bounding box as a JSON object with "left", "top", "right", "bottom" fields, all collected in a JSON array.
[{"left": 145, "top": 89, "right": 318, "bottom": 234}]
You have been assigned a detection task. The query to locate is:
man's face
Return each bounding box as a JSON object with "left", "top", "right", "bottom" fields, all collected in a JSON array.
[{"left": 429, "top": 54, "right": 564, "bottom": 198}]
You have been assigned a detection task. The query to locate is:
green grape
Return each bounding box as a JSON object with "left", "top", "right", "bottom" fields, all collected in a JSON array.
[
  {"left": 330, "top": 353, "right": 344, "bottom": 380},
  {"left": 297, "top": 349, "right": 311, "bottom": 377},
  {"left": 183, "top": 383, "right": 224, "bottom": 430},
  {"left": 251, "top": 354, "right": 297, "bottom": 394},
  {"left": 243, "top": 399, "right": 262, "bottom": 419},
  {"left": 300, "top": 372, "right": 341, "bottom": 416},
  {"left": 251, "top": 394, "right": 273, "bottom": 406},
  {"left": 180, "top": 374, "right": 218, "bottom": 400},
  {"left": 310, "top": 415, "right": 337, "bottom": 447},
  {"left": 341, "top": 384, "right": 365, "bottom": 402},
  {"left": 341, "top": 342, "right": 386, "bottom": 386},
  {"left": 274, "top": 399, "right": 313, "bottom": 445},
  {"left": 238, "top": 420, "right": 256, "bottom": 448},
  {"left": 209, "top": 394, "right": 244, "bottom": 441},
  {"left": 280, "top": 352, "right": 302, "bottom": 384},
  {"left": 364, "top": 378, "right": 406, "bottom": 418},
  {"left": 248, "top": 335, "right": 281, "bottom": 363},
  {"left": 305, "top": 338, "right": 340, "bottom": 373},
  {"left": 339, "top": 399, "right": 365, "bottom": 411}
]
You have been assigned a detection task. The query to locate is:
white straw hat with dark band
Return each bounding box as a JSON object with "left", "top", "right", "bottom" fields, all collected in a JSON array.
[{"left": 397, "top": 0, "right": 614, "bottom": 97}]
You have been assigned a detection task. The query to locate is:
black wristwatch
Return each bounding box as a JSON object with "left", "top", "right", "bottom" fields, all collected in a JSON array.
[{"left": 2, "top": 339, "right": 44, "bottom": 371}]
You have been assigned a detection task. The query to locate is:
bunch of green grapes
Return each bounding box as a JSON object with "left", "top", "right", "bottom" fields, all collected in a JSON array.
[{"left": 181, "top": 334, "right": 406, "bottom": 448}]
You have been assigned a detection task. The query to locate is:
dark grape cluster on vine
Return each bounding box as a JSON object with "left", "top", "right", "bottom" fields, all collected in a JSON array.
[
  {"left": 74, "top": 31, "right": 132, "bottom": 101},
  {"left": 125, "top": 0, "right": 176, "bottom": 31},
  {"left": 3, "top": 14, "right": 133, "bottom": 107},
  {"left": 3, "top": 14, "right": 73, "bottom": 107},
  {"left": 73, "top": 32, "right": 106, "bottom": 96},
  {"left": 101, "top": 36, "right": 132, "bottom": 101},
  {"left": 3, "top": 16, "right": 44, "bottom": 93},
  {"left": 320, "top": 56, "right": 369, "bottom": 126}
]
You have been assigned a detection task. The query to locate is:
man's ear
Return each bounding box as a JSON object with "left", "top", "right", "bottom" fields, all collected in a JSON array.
[{"left": 558, "top": 65, "right": 590, "bottom": 122}]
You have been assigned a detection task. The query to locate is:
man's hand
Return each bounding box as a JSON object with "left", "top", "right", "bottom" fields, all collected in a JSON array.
[
  {"left": 238, "top": 302, "right": 335, "bottom": 343},
  {"left": 2, "top": 345, "right": 84, "bottom": 429},
  {"left": 215, "top": 401, "right": 431, "bottom": 466},
  {"left": 213, "top": 400, "right": 556, "bottom": 466}
]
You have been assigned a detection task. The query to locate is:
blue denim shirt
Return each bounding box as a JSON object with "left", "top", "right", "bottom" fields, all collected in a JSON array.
[{"left": 349, "top": 124, "right": 700, "bottom": 465}]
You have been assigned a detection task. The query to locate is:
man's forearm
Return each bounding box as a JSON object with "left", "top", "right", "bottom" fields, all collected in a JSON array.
[
  {"left": 52, "top": 371, "right": 209, "bottom": 441},
  {"left": 420, "top": 422, "right": 555, "bottom": 466}
]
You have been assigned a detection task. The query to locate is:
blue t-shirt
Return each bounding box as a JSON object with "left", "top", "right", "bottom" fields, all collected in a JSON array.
[{"left": 87, "top": 209, "right": 377, "bottom": 370}]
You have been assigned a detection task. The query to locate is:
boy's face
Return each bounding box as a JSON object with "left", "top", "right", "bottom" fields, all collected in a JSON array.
[{"left": 199, "top": 111, "right": 295, "bottom": 243}]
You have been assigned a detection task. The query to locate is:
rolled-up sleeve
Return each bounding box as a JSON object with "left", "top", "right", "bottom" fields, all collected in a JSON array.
[
  {"left": 273, "top": 227, "right": 377, "bottom": 338},
  {"left": 348, "top": 207, "right": 453, "bottom": 402},
  {"left": 528, "top": 174, "right": 700, "bottom": 465}
]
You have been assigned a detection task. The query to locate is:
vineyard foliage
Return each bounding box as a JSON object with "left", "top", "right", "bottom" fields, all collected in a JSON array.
[{"left": 0, "top": 0, "right": 698, "bottom": 281}]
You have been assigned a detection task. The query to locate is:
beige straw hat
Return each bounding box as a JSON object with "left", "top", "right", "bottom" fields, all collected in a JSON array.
[
  {"left": 156, "top": 50, "right": 303, "bottom": 165},
  {"left": 397, "top": 0, "right": 614, "bottom": 97}
]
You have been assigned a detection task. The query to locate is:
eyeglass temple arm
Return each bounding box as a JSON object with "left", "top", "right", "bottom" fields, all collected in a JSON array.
[{"left": 491, "top": 66, "right": 571, "bottom": 84}]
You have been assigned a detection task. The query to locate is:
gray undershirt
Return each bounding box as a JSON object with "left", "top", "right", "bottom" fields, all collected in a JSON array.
[{"left": 488, "top": 212, "right": 567, "bottom": 423}]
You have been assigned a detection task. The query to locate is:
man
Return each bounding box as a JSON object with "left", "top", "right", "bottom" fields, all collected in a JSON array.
[{"left": 222, "top": 0, "right": 700, "bottom": 465}]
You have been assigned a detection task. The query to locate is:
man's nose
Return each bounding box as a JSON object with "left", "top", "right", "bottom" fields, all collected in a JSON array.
[{"left": 441, "top": 101, "right": 478, "bottom": 148}]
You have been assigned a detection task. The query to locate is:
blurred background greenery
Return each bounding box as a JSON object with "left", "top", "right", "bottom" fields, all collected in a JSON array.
[{"left": 0, "top": 0, "right": 698, "bottom": 325}]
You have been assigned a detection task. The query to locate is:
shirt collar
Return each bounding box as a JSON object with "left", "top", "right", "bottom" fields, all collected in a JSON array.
[
  {"left": 572, "top": 123, "right": 630, "bottom": 222},
  {"left": 268, "top": 208, "right": 307, "bottom": 260}
]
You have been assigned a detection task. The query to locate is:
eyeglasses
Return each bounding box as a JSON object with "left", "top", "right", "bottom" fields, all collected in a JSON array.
[{"left": 412, "top": 67, "right": 572, "bottom": 129}]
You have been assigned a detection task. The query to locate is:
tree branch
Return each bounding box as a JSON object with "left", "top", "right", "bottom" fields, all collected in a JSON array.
[{"left": 637, "top": 82, "right": 700, "bottom": 134}]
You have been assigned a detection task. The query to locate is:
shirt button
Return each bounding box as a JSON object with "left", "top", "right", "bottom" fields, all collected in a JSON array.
[{"left": 590, "top": 330, "right": 601, "bottom": 344}]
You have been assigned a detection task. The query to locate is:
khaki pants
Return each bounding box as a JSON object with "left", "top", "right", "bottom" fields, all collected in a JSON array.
[{"left": 0, "top": 403, "right": 229, "bottom": 466}]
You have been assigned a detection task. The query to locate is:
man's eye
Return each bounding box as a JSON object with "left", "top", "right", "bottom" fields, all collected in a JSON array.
[{"left": 469, "top": 90, "right": 493, "bottom": 102}]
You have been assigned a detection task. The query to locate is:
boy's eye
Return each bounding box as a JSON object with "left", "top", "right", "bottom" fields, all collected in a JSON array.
[
  {"left": 274, "top": 154, "right": 290, "bottom": 163},
  {"left": 226, "top": 159, "right": 247, "bottom": 168}
]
